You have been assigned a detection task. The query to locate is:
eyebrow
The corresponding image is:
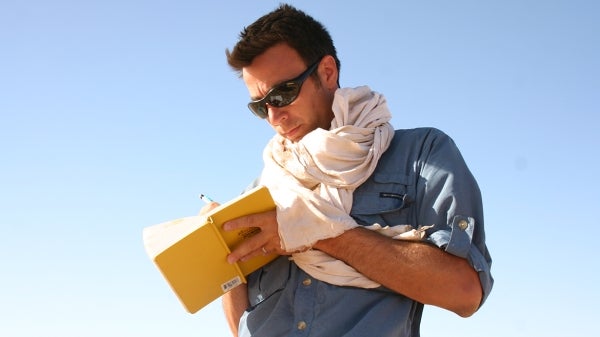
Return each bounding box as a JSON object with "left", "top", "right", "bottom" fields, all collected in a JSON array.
[
  {"left": 248, "top": 60, "right": 320, "bottom": 102},
  {"left": 250, "top": 78, "right": 288, "bottom": 101}
]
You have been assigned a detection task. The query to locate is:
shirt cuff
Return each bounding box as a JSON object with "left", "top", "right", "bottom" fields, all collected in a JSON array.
[
  {"left": 427, "top": 215, "right": 474, "bottom": 258},
  {"left": 427, "top": 215, "right": 493, "bottom": 306}
]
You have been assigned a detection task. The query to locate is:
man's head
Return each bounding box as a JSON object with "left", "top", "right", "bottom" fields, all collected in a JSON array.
[{"left": 226, "top": 4, "right": 340, "bottom": 142}]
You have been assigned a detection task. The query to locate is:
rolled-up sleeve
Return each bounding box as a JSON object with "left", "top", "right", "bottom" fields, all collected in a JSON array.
[{"left": 416, "top": 128, "right": 493, "bottom": 306}]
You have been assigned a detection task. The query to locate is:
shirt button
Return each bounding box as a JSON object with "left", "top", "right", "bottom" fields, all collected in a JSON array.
[
  {"left": 302, "top": 278, "right": 312, "bottom": 286},
  {"left": 297, "top": 321, "right": 307, "bottom": 330},
  {"left": 458, "top": 219, "right": 469, "bottom": 230}
]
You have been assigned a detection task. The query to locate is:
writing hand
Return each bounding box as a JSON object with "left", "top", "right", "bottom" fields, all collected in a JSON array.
[{"left": 197, "top": 202, "right": 220, "bottom": 216}]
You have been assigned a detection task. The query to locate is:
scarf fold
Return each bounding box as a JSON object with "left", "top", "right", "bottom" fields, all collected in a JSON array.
[{"left": 261, "top": 86, "right": 416, "bottom": 288}]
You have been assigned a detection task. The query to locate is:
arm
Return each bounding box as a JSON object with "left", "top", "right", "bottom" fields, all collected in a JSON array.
[
  {"left": 311, "top": 129, "right": 489, "bottom": 316},
  {"left": 224, "top": 211, "right": 482, "bottom": 317},
  {"left": 222, "top": 284, "right": 249, "bottom": 336},
  {"left": 313, "top": 227, "right": 482, "bottom": 317}
]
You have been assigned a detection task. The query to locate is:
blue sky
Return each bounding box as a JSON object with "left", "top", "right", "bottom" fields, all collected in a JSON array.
[{"left": 1, "top": 0, "right": 598, "bottom": 336}]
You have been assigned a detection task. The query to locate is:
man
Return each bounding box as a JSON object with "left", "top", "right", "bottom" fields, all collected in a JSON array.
[{"left": 207, "top": 4, "right": 493, "bottom": 336}]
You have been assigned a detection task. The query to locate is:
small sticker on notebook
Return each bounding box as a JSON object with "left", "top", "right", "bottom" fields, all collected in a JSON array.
[{"left": 221, "top": 276, "right": 242, "bottom": 292}]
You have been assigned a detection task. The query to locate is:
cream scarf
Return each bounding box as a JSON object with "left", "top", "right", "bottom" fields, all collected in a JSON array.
[{"left": 260, "top": 86, "right": 425, "bottom": 288}]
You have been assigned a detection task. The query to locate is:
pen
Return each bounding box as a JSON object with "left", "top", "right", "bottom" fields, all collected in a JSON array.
[{"left": 199, "top": 193, "right": 215, "bottom": 204}]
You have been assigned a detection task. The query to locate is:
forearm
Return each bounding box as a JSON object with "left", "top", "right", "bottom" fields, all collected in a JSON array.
[
  {"left": 222, "top": 284, "right": 249, "bottom": 336},
  {"left": 314, "top": 227, "right": 482, "bottom": 317}
]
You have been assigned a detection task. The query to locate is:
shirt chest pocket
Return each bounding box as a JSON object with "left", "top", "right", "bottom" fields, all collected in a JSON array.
[
  {"left": 247, "top": 256, "right": 291, "bottom": 308},
  {"left": 350, "top": 172, "right": 414, "bottom": 227}
]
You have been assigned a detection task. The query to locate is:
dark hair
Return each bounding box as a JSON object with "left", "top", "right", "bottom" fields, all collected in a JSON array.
[{"left": 226, "top": 4, "right": 340, "bottom": 79}]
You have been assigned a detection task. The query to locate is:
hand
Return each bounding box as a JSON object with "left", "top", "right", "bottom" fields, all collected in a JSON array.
[
  {"left": 222, "top": 210, "right": 285, "bottom": 263},
  {"left": 198, "top": 201, "right": 220, "bottom": 216}
]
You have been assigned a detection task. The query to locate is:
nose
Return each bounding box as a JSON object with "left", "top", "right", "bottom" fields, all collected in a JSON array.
[{"left": 267, "top": 105, "right": 287, "bottom": 125}]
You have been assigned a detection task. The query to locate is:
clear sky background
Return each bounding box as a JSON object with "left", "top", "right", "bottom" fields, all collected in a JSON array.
[{"left": 1, "top": 0, "right": 598, "bottom": 336}]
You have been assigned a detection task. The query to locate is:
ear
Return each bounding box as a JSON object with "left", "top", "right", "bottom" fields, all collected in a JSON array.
[{"left": 318, "top": 55, "right": 339, "bottom": 90}]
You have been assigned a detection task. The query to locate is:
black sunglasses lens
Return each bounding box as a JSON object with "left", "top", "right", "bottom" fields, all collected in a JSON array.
[
  {"left": 267, "top": 82, "right": 300, "bottom": 107},
  {"left": 248, "top": 82, "right": 301, "bottom": 119},
  {"left": 248, "top": 102, "right": 267, "bottom": 118}
]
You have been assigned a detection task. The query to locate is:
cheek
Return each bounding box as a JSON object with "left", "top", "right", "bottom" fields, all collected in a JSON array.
[{"left": 310, "top": 95, "right": 334, "bottom": 130}]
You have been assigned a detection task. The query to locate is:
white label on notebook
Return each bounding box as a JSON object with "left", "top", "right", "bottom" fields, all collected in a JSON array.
[{"left": 221, "top": 276, "right": 242, "bottom": 293}]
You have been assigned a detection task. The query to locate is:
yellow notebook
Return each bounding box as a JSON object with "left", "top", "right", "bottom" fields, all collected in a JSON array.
[{"left": 143, "top": 185, "right": 277, "bottom": 314}]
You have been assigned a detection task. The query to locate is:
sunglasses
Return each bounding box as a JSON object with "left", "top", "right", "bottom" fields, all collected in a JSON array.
[{"left": 247, "top": 59, "right": 320, "bottom": 119}]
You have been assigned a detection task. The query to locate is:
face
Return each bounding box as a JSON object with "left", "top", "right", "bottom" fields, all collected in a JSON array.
[{"left": 242, "top": 43, "right": 338, "bottom": 142}]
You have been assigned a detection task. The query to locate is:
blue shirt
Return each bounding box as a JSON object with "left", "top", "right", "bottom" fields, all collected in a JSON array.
[{"left": 238, "top": 128, "right": 493, "bottom": 337}]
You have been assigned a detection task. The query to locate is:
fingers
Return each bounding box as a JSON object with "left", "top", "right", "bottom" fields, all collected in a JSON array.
[
  {"left": 198, "top": 202, "right": 220, "bottom": 216},
  {"left": 222, "top": 210, "right": 276, "bottom": 231},
  {"left": 238, "top": 245, "right": 274, "bottom": 263},
  {"left": 223, "top": 210, "right": 280, "bottom": 264},
  {"left": 226, "top": 233, "right": 271, "bottom": 264}
]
